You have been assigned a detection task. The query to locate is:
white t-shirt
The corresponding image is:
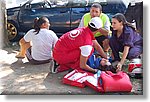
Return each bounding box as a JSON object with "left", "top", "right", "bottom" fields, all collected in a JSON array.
[
  {"left": 80, "top": 45, "right": 93, "bottom": 57},
  {"left": 24, "top": 28, "right": 58, "bottom": 61}
]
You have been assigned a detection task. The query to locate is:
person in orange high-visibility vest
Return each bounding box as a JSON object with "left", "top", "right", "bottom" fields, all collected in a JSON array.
[
  {"left": 52, "top": 17, "right": 107, "bottom": 74},
  {"left": 78, "top": 3, "right": 111, "bottom": 53}
]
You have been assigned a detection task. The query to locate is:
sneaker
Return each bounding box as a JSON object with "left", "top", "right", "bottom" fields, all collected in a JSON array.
[
  {"left": 68, "top": 68, "right": 74, "bottom": 73},
  {"left": 51, "top": 60, "right": 59, "bottom": 74}
]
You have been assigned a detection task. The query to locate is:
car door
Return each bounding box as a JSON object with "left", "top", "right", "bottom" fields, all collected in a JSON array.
[
  {"left": 18, "top": 2, "right": 36, "bottom": 32},
  {"left": 70, "top": 1, "right": 90, "bottom": 30},
  {"left": 18, "top": 0, "right": 71, "bottom": 36},
  {"left": 70, "top": 6, "right": 90, "bottom": 30},
  {"left": 46, "top": 7, "right": 71, "bottom": 34}
]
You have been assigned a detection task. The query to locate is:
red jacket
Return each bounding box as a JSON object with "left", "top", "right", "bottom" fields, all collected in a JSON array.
[{"left": 53, "top": 27, "right": 95, "bottom": 69}]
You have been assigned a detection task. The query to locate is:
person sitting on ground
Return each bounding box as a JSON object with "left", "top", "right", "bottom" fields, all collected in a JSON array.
[
  {"left": 52, "top": 17, "right": 107, "bottom": 74},
  {"left": 78, "top": 3, "right": 111, "bottom": 53},
  {"left": 16, "top": 16, "right": 58, "bottom": 65},
  {"left": 110, "top": 13, "right": 143, "bottom": 72}
]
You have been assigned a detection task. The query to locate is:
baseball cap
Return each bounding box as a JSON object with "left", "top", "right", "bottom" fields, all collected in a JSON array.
[{"left": 89, "top": 17, "right": 102, "bottom": 29}]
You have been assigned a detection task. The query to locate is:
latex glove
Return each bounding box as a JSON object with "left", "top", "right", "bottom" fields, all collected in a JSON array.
[
  {"left": 116, "top": 62, "right": 122, "bottom": 72},
  {"left": 106, "top": 61, "right": 111, "bottom": 66},
  {"left": 100, "top": 58, "right": 109, "bottom": 66}
]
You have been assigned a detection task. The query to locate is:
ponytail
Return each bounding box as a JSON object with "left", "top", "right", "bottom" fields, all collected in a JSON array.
[
  {"left": 33, "top": 17, "right": 40, "bottom": 34},
  {"left": 33, "top": 16, "right": 48, "bottom": 34},
  {"left": 125, "top": 22, "right": 138, "bottom": 32}
]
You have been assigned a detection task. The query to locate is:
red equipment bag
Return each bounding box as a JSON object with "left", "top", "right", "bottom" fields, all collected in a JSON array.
[
  {"left": 128, "top": 63, "right": 142, "bottom": 72},
  {"left": 85, "top": 74, "right": 104, "bottom": 92},
  {"left": 128, "top": 58, "right": 142, "bottom": 73},
  {"left": 100, "top": 71, "right": 132, "bottom": 92},
  {"left": 62, "top": 69, "right": 89, "bottom": 88}
]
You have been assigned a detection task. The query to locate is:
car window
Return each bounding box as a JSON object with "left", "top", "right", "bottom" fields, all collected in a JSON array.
[
  {"left": 88, "top": 0, "right": 107, "bottom": 5},
  {"left": 49, "top": 0, "right": 68, "bottom": 7},
  {"left": 24, "top": 3, "right": 31, "bottom": 9},
  {"left": 69, "top": 0, "right": 88, "bottom": 7},
  {"left": 66, "top": 0, "right": 127, "bottom": 14},
  {"left": 23, "top": 0, "right": 51, "bottom": 9},
  {"left": 30, "top": 2, "right": 51, "bottom": 9},
  {"left": 30, "top": 3, "right": 43, "bottom": 9},
  {"left": 42, "top": 2, "right": 51, "bottom": 8},
  {"left": 66, "top": 0, "right": 107, "bottom": 7}
]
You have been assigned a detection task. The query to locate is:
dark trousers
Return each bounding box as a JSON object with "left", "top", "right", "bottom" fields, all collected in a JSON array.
[
  {"left": 95, "top": 35, "right": 108, "bottom": 48},
  {"left": 26, "top": 47, "right": 51, "bottom": 65},
  {"left": 109, "top": 37, "right": 142, "bottom": 61}
]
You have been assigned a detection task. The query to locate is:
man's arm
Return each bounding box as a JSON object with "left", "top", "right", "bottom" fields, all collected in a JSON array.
[
  {"left": 99, "top": 27, "right": 109, "bottom": 36},
  {"left": 99, "top": 16, "right": 111, "bottom": 36},
  {"left": 80, "top": 54, "right": 97, "bottom": 73},
  {"left": 93, "top": 40, "right": 107, "bottom": 58}
]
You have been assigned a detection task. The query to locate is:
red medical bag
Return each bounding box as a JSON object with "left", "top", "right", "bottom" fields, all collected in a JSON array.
[
  {"left": 100, "top": 71, "right": 132, "bottom": 92},
  {"left": 62, "top": 69, "right": 89, "bottom": 88}
]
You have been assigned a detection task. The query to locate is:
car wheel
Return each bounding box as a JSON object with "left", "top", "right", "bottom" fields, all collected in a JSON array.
[{"left": 7, "top": 22, "right": 18, "bottom": 41}]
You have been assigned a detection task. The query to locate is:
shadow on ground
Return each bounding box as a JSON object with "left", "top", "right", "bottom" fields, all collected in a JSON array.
[{"left": 0, "top": 44, "right": 143, "bottom": 95}]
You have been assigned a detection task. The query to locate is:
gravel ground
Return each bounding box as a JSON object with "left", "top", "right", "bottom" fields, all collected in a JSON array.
[{"left": 0, "top": 43, "right": 143, "bottom": 95}]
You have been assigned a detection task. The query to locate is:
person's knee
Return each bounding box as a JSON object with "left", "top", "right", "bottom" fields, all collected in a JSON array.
[
  {"left": 103, "top": 39, "right": 109, "bottom": 43},
  {"left": 128, "top": 50, "right": 142, "bottom": 60},
  {"left": 19, "top": 38, "right": 24, "bottom": 44}
]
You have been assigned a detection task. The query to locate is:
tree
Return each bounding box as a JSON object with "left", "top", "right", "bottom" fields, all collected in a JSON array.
[{"left": 0, "top": 0, "right": 9, "bottom": 49}]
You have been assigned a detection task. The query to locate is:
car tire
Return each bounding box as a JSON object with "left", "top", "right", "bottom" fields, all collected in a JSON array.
[{"left": 7, "top": 21, "right": 20, "bottom": 42}]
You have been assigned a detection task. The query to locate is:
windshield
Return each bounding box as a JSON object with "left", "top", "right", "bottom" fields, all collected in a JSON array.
[{"left": 65, "top": 0, "right": 107, "bottom": 7}]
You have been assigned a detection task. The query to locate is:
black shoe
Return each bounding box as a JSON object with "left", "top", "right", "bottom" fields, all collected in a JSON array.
[
  {"left": 68, "top": 68, "right": 74, "bottom": 73},
  {"left": 51, "top": 60, "right": 59, "bottom": 73}
]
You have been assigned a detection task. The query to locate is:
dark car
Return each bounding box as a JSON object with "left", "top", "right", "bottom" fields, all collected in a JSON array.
[
  {"left": 7, "top": 0, "right": 128, "bottom": 41},
  {"left": 124, "top": 1, "right": 143, "bottom": 36}
]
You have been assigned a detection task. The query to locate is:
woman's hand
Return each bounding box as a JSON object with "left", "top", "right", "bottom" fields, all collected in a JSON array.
[
  {"left": 100, "top": 58, "right": 111, "bottom": 66},
  {"left": 116, "top": 46, "right": 130, "bottom": 72},
  {"left": 100, "top": 58, "right": 108, "bottom": 66},
  {"left": 116, "top": 62, "right": 122, "bottom": 72}
]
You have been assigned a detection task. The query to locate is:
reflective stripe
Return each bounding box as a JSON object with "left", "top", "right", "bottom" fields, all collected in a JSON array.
[{"left": 83, "top": 13, "right": 108, "bottom": 37}]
